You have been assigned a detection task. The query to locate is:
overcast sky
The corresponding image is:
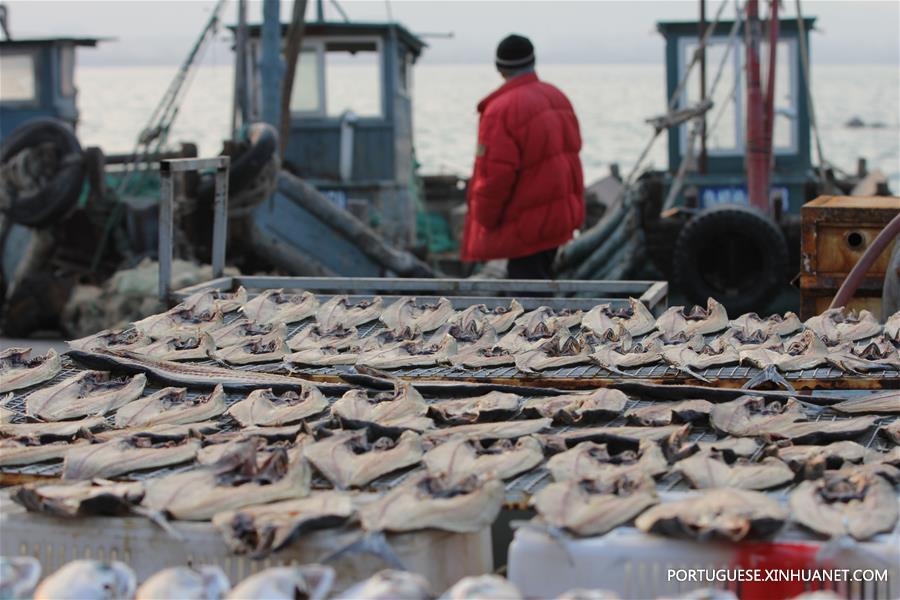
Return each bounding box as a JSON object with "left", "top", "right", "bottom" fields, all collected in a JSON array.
[{"left": 5, "top": 0, "right": 899, "bottom": 66}]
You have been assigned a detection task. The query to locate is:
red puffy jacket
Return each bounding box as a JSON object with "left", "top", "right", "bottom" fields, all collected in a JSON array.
[{"left": 461, "top": 72, "right": 584, "bottom": 262}]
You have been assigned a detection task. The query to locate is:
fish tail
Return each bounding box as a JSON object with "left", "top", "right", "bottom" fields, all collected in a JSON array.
[
  {"left": 742, "top": 365, "right": 795, "bottom": 392},
  {"left": 131, "top": 505, "right": 184, "bottom": 540},
  {"left": 322, "top": 531, "right": 405, "bottom": 570}
]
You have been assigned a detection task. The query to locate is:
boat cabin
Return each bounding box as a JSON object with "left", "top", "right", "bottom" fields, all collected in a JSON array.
[
  {"left": 0, "top": 37, "right": 102, "bottom": 139},
  {"left": 657, "top": 18, "right": 815, "bottom": 213},
  {"left": 237, "top": 21, "right": 426, "bottom": 246}
]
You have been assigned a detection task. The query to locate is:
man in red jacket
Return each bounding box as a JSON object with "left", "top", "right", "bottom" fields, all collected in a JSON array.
[{"left": 461, "top": 34, "right": 585, "bottom": 279}]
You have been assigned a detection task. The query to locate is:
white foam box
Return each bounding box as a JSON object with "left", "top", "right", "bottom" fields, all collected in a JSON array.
[
  {"left": 0, "top": 497, "right": 492, "bottom": 594},
  {"left": 509, "top": 525, "right": 900, "bottom": 600}
]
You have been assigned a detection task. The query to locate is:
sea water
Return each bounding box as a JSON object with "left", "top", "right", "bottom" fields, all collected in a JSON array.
[{"left": 74, "top": 63, "right": 900, "bottom": 190}]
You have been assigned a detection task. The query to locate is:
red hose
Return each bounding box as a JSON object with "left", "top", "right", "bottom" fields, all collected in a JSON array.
[{"left": 829, "top": 211, "right": 900, "bottom": 309}]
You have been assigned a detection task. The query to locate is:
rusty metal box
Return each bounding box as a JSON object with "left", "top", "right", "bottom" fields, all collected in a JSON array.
[{"left": 800, "top": 196, "right": 899, "bottom": 319}]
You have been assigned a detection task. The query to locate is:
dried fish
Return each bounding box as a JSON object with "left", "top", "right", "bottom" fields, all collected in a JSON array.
[
  {"left": 212, "top": 330, "right": 289, "bottom": 364},
  {"left": 115, "top": 385, "right": 227, "bottom": 428},
  {"left": 885, "top": 310, "right": 900, "bottom": 343},
  {"left": 789, "top": 471, "right": 898, "bottom": 540},
  {"left": 0, "top": 416, "right": 106, "bottom": 438},
  {"left": 776, "top": 441, "right": 871, "bottom": 477},
  {"left": 142, "top": 442, "right": 311, "bottom": 520},
  {"left": 0, "top": 393, "right": 14, "bottom": 424},
  {"left": 429, "top": 392, "right": 521, "bottom": 424},
  {"left": 756, "top": 330, "right": 830, "bottom": 371},
  {"left": 880, "top": 420, "right": 900, "bottom": 445},
  {"left": 357, "top": 326, "right": 422, "bottom": 352},
  {"left": 439, "top": 575, "right": 523, "bottom": 600},
  {"left": 696, "top": 437, "right": 760, "bottom": 457},
  {"left": 227, "top": 385, "right": 327, "bottom": 427},
  {"left": 716, "top": 328, "right": 783, "bottom": 352},
  {"left": 337, "top": 570, "right": 430, "bottom": 600},
  {"left": 655, "top": 298, "right": 728, "bottom": 338},
  {"left": 380, "top": 296, "right": 455, "bottom": 333},
  {"left": 547, "top": 440, "right": 667, "bottom": 481},
  {"left": 213, "top": 492, "right": 357, "bottom": 556},
  {"left": 288, "top": 323, "right": 358, "bottom": 351},
  {"left": 71, "top": 348, "right": 319, "bottom": 391},
  {"left": 710, "top": 395, "right": 877, "bottom": 443},
  {"left": 661, "top": 335, "right": 739, "bottom": 372},
  {"left": 305, "top": 429, "right": 422, "bottom": 488},
  {"left": 523, "top": 389, "right": 628, "bottom": 424},
  {"left": 451, "top": 344, "right": 517, "bottom": 368},
  {"left": 805, "top": 308, "right": 882, "bottom": 344},
  {"left": 589, "top": 331, "right": 665, "bottom": 370},
  {"left": 428, "top": 319, "right": 498, "bottom": 350},
  {"left": 423, "top": 418, "right": 553, "bottom": 443},
  {"left": 133, "top": 305, "right": 224, "bottom": 338},
  {"left": 61, "top": 436, "right": 200, "bottom": 480},
  {"left": 635, "top": 488, "right": 787, "bottom": 541},
  {"left": 241, "top": 289, "right": 319, "bottom": 325},
  {"left": 285, "top": 345, "right": 360, "bottom": 366},
  {"left": 516, "top": 306, "right": 583, "bottom": 331},
  {"left": 332, "top": 384, "right": 434, "bottom": 432},
  {"left": 139, "top": 331, "right": 215, "bottom": 361},
  {"left": 226, "top": 565, "right": 334, "bottom": 600},
  {"left": 135, "top": 566, "right": 230, "bottom": 600},
  {"left": 0, "top": 556, "right": 41, "bottom": 600},
  {"left": 729, "top": 312, "right": 802, "bottom": 337},
  {"left": 541, "top": 424, "right": 688, "bottom": 449},
  {"left": 359, "top": 473, "right": 504, "bottom": 533},
  {"left": 424, "top": 436, "right": 543, "bottom": 485},
  {"left": 674, "top": 451, "right": 794, "bottom": 490},
  {"left": 13, "top": 479, "right": 144, "bottom": 518},
  {"left": 212, "top": 319, "right": 286, "bottom": 348},
  {"left": 582, "top": 298, "right": 656, "bottom": 337},
  {"left": 25, "top": 371, "right": 147, "bottom": 421},
  {"left": 831, "top": 390, "right": 900, "bottom": 414},
  {"left": 626, "top": 400, "right": 713, "bottom": 427},
  {"left": 68, "top": 327, "right": 151, "bottom": 353},
  {"left": 357, "top": 335, "right": 457, "bottom": 370},
  {"left": 33, "top": 560, "right": 136, "bottom": 600},
  {"left": 532, "top": 472, "right": 658, "bottom": 537},
  {"left": 96, "top": 420, "right": 220, "bottom": 441},
  {"left": 180, "top": 286, "right": 248, "bottom": 314},
  {"left": 516, "top": 333, "right": 592, "bottom": 373},
  {"left": 0, "top": 437, "right": 90, "bottom": 466},
  {"left": 0, "top": 348, "right": 61, "bottom": 393},
  {"left": 317, "top": 295, "right": 383, "bottom": 330},
  {"left": 497, "top": 322, "right": 560, "bottom": 353},
  {"left": 450, "top": 300, "right": 524, "bottom": 334}
]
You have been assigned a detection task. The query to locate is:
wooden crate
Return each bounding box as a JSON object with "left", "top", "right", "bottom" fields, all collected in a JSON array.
[{"left": 800, "top": 195, "right": 900, "bottom": 319}]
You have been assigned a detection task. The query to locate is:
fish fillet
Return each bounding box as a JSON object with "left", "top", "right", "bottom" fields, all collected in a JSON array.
[
  {"left": 380, "top": 296, "right": 455, "bottom": 333},
  {"left": 451, "top": 344, "right": 517, "bottom": 368},
  {"left": 213, "top": 492, "right": 357, "bottom": 557},
  {"left": 357, "top": 334, "right": 457, "bottom": 369},
  {"left": 13, "top": 479, "right": 145, "bottom": 518},
  {"left": 789, "top": 471, "right": 898, "bottom": 540},
  {"left": 532, "top": 473, "right": 658, "bottom": 537},
  {"left": 285, "top": 345, "right": 360, "bottom": 366},
  {"left": 359, "top": 473, "right": 504, "bottom": 533},
  {"left": 423, "top": 418, "right": 552, "bottom": 443},
  {"left": 25, "top": 371, "right": 147, "bottom": 421},
  {"left": 626, "top": 400, "right": 713, "bottom": 427},
  {"left": 68, "top": 328, "right": 151, "bottom": 353},
  {"left": 142, "top": 443, "right": 311, "bottom": 520},
  {"left": 226, "top": 566, "right": 334, "bottom": 600},
  {"left": 136, "top": 566, "right": 231, "bottom": 600},
  {"left": 497, "top": 322, "right": 560, "bottom": 353},
  {"left": 133, "top": 306, "right": 224, "bottom": 338},
  {"left": 655, "top": 298, "right": 729, "bottom": 338},
  {"left": 241, "top": 289, "right": 319, "bottom": 324},
  {"left": 523, "top": 389, "right": 628, "bottom": 424},
  {"left": 137, "top": 331, "right": 215, "bottom": 361},
  {"left": 428, "top": 319, "right": 498, "bottom": 351},
  {"left": 516, "top": 306, "right": 583, "bottom": 331},
  {"left": 357, "top": 326, "right": 423, "bottom": 352},
  {"left": 0, "top": 416, "right": 106, "bottom": 438},
  {"left": 0, "top": 348, "right": 61, "bottom": 393},
  {"left": 832, "top": 390, "right": 900, "bottom": 414},
  {"left": 0, "top": 438, "right": 90, "bottom": 466},
  {"left": 806, "top": 308, "right": 883, "bottom": 344},
  {"left": 212, "top": 319, "right": 286, "bottom": 348},
  {"left": 674, "top": 451, "right": 794, "bottom": 490},
  {"left": 316, "top": 295, "right": 383, "bottom": 330},
  {"left": 304, "top": 429, "right": 423, "bottom": 488},
  {"left": 582, "top": 298, "right": 656, "bottom": 337},
  {"left": 331, "top": 384, "right": 434, "bottom": 432},
  {"left": 717, "top": 328, "right": 783, "bottom": 352},
  {"left": 729, "top": 312, "right": 802, "bottom": 337},
  {"left": 288, "top": 323, "right": 358, "bottom": 351},
  {"left": 61, "top": 437, "right": 200, "bottom": 480},
  {"left": 180, "top": 286, "right": 248, "bottom": 314},
  {"left": 777, "top": 441, "right": 871, "bottom": 477},
  {"left": 227, "top": 385, "right": 328, "bottom": 426},
  {"left": 635, "top": 488, "right": 787, "bottom": 541},
  {"left": 450, "top": 300, "right": 524, "bottom": 334},
  {"left": 515, "top": 334, "right": 592, "bottom": 373},
  {"left": 661, "top": 337, "right": 739, "bottom": 371},
  {"left": 589, "top": 332, "right": 664, "bottom": 370},
  {"left": 429, "top": 391, "right": 521, "bottom": 424},
  {"left": 547, "top": 440, "right": 667, "bottom": 482},
  {"left": 212, "top": 330, "right": 289, "bottom": 364},
  {"left": 423, "top": 436, "right": 543, "bottom": 486},
  {"left": 114, "top": 385, "right": 227, "bottom": 428}
]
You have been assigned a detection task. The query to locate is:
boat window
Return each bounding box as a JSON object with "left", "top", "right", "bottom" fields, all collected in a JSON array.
[
  {"left": 766, "top": 39, "right": 797, "bottom": 152},
  {"left": 59, "top": 44, "right": 76, "bottom": 97},
  {"left": 398, "top": 51, "right": 413, "bottom": 96},
  {"left": 681, "top": 38, "right": 741, "bottom": 155},
  {"left": 290, "top": 48, "right": 323, "bottom": 114},
  {"left": 0, "top": 51, "right": 37, "bottom": 103},
  {"left": 324, "top": 40, "right": 382, "bottom": 118}
]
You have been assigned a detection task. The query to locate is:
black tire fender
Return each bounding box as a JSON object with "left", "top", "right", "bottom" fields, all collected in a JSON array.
[
  {"left": 1, "top": 117, "right": 85, "bottom": 227},
  {"left": 673, "top": 203, "right": 788, "bottom": 314}
]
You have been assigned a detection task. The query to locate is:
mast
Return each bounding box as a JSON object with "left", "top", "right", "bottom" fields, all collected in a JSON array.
[
  {"left": 744, "top": 0, "right": 770, "bottom": 213},
  {"left": 698, "top": 0, "right": 707, "bottom": 174}
]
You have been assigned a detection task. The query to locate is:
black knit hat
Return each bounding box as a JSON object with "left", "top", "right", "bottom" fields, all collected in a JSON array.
[{"left": 496, "top": 34, "right": 535, "bottom": 70}]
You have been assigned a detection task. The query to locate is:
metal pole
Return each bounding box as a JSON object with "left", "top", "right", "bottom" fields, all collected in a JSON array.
[
  {"left": 698, "top": 0, "right": 708, "bottom": 174},
  {"left": 232, "top": 0, "right": 248, "bottom": 136},
  {"left": 763, "top": 0, "right": 779, "bottom": 169},
  {"left": 744, "top": 0, "right": 770, "bottom": 214},
  {"left": 158, "top": 163, "right": 175, "bottom": 302},
  {"left": 212, "top": 158, "right": 230, "bottom": 278},
  {"left": 260, "top": 0, "right": 285, "bottom": 130}
]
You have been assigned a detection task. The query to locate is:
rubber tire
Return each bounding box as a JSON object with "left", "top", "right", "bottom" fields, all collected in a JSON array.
[
  {"left": 1, "top": 117, "right": 85, "bottom": 227},
  {"left": 673, "top": 203, "right": 788, "bottom": 315},
  {"left": 197, "top": 122, "right": 279, "bottom": 201}
]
